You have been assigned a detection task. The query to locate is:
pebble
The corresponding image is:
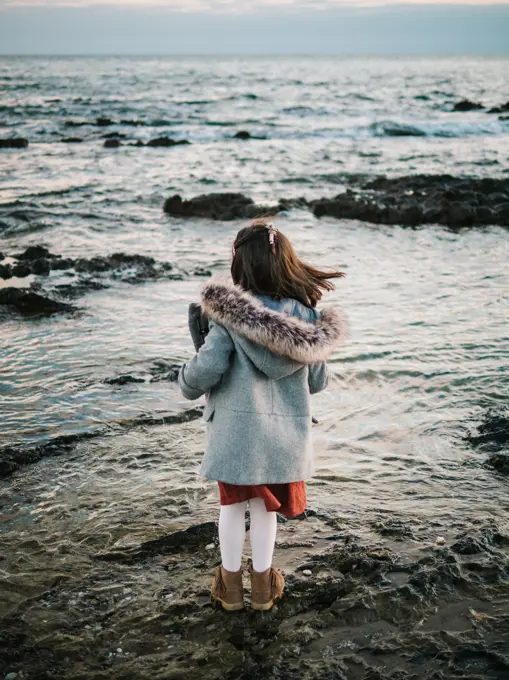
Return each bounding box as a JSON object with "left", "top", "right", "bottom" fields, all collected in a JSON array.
[
  {"left": 205, "top": 543, "right": 215, "bottom": 550},
  {"left": 436, "top": 537, "right": 446, "bottom": 545},
  {"left": 5, "top": 673, "right": 18, "bottom": 680},
  {"left": 117, "top": 648, "right": 122, "bottom": 654},
  {"left": 302, "top": 569, "right": 312, "bottom": 576}
]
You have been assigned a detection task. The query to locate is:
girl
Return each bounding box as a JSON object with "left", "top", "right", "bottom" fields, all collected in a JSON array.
[{"left": 178, "top": 219, "right": 347, "bottom": 611}]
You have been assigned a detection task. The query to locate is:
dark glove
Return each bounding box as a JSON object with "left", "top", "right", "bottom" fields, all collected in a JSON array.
[{"left": 188, "top": 303, "right": 210, "bottom": 352}]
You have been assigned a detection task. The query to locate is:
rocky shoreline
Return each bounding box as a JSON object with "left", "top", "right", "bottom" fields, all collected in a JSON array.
[
  {"left": 0, "top": 408, "right": 507, "bottom": 680},
  {"left": 163, "top": 176, "right": 509, "bottom": 228},
  {"left": 0, "top": 246, "right": 211, "bottom": 318},
  {"left": 1, "top": 489, "right": 508, "bottom": 680}
]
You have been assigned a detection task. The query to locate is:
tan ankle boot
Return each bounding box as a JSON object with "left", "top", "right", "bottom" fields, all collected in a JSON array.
[
  {"left": 211, "top": 566, "right": 244, "bottom": 611},
  {"left": 249, "top": 565, "right": 285, "bottom": 611}
]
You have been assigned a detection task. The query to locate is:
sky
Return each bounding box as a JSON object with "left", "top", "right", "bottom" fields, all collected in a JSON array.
[{"left": 0, "top": 1, "right": 508, "bottom": 55}]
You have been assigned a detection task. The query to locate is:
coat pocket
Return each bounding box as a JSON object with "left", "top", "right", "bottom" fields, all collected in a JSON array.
[{"left": 203, "top": 401, "right": 215, "bottom": 422}]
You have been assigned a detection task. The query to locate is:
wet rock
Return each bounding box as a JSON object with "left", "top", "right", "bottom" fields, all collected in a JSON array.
[
  {"left": 488, "top": 101, "right": 509, "bottom": 114},
  {"left": 0, "top": 138, "right": 28, "bottom": 149},
  {"left": 15, "top": 245, "right": 52, "bottom": 260},
  {"left": 452, "top": 100, "right": 484, "bottom": 112},
  {"left": 486, "top": 453, "right": 509, "bottom": 475},
  {"left": 31, "top": 257, "right": 51, "bottom": 275},
  {"left": 62, "top": 137, "right": 83, "bottom": 143},
  {"left": 104, "top": 139, "right": 121, "bottom": 148},
  {"left": 11, "top": 263, "right": 32, "bottom": 277},
  {"left": 102, "top": 132, "right": 127, "bottom": 139},
  {"left": 234, "top": 131, "right": 252, "bottom": 140},
  {"left": 114, "top": 407, "right": 203, "bottom": 430},
  {"left": 0, "top": 430, "right": 99, "bottom": 478},
  {"left": 450, "top": 534, "right": 493, "bottom": 555},
  {"left": 312, "top": 176, "right": 509, "bottom": 227},
  {"left": 163, "top": 193, "right": 279, "bottom": 221},
  {"left": 3, "top": 247, "right": 180, "bottom": 290},
  {"left": 96, "top": 521, "right": 218, "bottom": 563},
  {"left": 105, "top": 375, "right": 145, "bottom": 386},
  {"left": 465, "top": 409, "right": 509, "bottom": 452},
  {"left": 193, "top": 266, "right": 212, "bottom": 277},
  {"left": 0, "top": 288, "right": 75, "bottom": 317},
  {"left": 96, "top": 117, "right": 113, "bottom": 127},
  {"left": 148, "top": 360, "right": 181, "bottom": 383},
  {"left": 0, "top": 263, "right": 12, "bottom": 279},
  {"left": 146, "top": 137, "right": 191, "bottom": 147},
  {"left": 162, "top": 178, "right": 509, "bottom": 227},
  {"left": 120, "top": 119, "right": 146, "bottom": 126},
  {"left": 371, "top": 517, "right": 416, "bottom": 540},
  {"left": 53, "top": 279, "right": 109, "bottom": 299}
]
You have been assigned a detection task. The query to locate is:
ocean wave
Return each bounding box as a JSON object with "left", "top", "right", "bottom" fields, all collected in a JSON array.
[{"left": 370, "top": 119, "right": 509, "bottom": 138}]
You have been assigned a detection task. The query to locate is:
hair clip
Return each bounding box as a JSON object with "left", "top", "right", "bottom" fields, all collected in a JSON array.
[{"left": 267, "top": 223, "right": 277, "bottom": 255}]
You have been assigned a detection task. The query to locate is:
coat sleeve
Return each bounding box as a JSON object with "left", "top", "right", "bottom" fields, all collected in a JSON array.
[
  {"left": 308, "top": 362, "right": 329, "bottom": 395},
  {"left": 178, "top": 321, "right": 234, "bottom": 400}
]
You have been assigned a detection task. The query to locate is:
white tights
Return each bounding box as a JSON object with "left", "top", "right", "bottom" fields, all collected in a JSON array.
[{"left": 218, "top": 498, "right": 277, "bottom": 573}]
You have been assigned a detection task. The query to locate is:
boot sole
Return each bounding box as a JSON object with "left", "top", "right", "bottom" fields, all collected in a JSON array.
[
  {"left": 251, "top": 595, "right": 283, "bottom": 611},
  {"left": 213, "top": 598, "right": 244, "bottom": 611},
  {"left": 251, "top": 600, "right": 275, "bottom": 611}
]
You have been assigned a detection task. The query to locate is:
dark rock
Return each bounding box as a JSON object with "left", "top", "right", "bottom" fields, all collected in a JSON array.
[
  {"left": 500, "top": 115, "right": 509, "bottom": 121},
  {"left": 62, "top": 137, "right": 83, "bottom": 143},
  {"left": 105, "top": 375, "right": 145, "bottom": 385},
  {"left": 0, "top": 263, "right": 12, "bottom": 279},
  {"left": 16, "top": 245, "right": 52, "bottom": 261},
  {"left": 11, "top": 263, "right": 32, "bottom": 278},
  {"left": 193, "top": 267, "right": 212, "bottom": 277},
  {"left": 163, "top": 193, "right": 279, "bottom": 221},
  {"left": 488, "top": 101, "right": 509, "bottom": 114},
  {"left": 149, "top": 360, "right": 181, "bottom": 383},
  {"left": 30, "top": 258, "right": 51, "bottom": 275},
  {"left": 486, "top": 453, "right": 509, "bottom": 475},
  {"left": 120, "top": 119, "right": 146, "bottom": 126},
  {"left": 0, "top": 288, "right": 75, "bottom": 316},
  {"left": 312, "top": 176, "right": 509, "bottom": 227},
  {"left": 0, "top": 247, "right": 196, "bottom": 302},
  {"left": 104, "top": 139, "right": 121, "bottom": 148},
  {"left": 0, "top": 137, "right": 28, "bottom": 149},
  {"left": 146, "top": 137, "right": 191, "bottom": 147},
  {"left": 96, "top": 117, "right": 113, "bottom": 126},
  {"left": 53, "top": 279, "right": 109, "bottom": 299},
  {"left": 465, "top": 409, "right": 509, "bottom": 451},
  {"left": 102, "top": 132, "right": 127, "bottom": 139},
  {"left": 95, "top": 521, "right": 217, "bottom": 563},
  {"left": 234, "top": 131, "right": 252, "bottom": 140},
  {"left": 451, "top": 535, "right": 491, "bottom": 555},
  {"left": 0, "top": 251, "right": 4, "bottom": 260},
  {"left": 452, "top": 100, "right": 484, "bottom": 112}
]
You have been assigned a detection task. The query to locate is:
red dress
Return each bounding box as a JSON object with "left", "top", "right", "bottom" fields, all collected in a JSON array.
[{"left": 218, "top": 481, "right": 306, "bottom": 519}]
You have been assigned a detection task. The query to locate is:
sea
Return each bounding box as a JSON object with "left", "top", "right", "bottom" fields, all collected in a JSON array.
[{"left": 1, "top": 55, "right": 508, "bottom": 534}]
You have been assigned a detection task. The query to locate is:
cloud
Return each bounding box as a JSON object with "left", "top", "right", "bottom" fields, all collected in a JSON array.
[{"left": 1, "top": 1, "right": 508, "bottom": 54}]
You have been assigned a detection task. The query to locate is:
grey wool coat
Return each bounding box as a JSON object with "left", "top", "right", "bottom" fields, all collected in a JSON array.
[{"left": 178, "top": 279, "right": 347, "bottom": 485}]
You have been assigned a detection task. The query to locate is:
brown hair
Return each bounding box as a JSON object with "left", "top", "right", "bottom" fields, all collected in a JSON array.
[{"left": 231, "top": 218, "right": 345, "bottom": 308}]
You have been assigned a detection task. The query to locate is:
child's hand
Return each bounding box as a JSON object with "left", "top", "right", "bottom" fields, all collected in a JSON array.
[{"left": 188, "top": 303, "right": 210, "bottom": 352}]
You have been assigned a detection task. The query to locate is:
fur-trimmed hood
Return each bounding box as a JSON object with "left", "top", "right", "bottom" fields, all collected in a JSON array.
[{"left": 201, "top": 279, "right": 348, "bottom": 365}]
